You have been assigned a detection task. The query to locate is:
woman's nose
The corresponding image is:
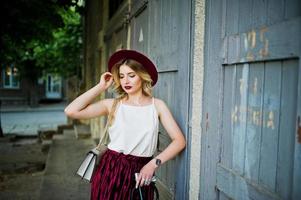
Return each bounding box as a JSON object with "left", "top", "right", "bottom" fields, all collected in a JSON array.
[{"left": 124, "top": 76, "right": 129, "bottom": 83}]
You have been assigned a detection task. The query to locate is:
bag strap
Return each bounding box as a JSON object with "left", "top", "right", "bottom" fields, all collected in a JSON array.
[
  {"left": 130, "top": 183, "right": 159, "bottom": 200},
  {"left": 97, "top": 98, "right": 119, "bottom": 148},
  {"left": 130, "top": 187, "right": 144, "bottom": 200}
]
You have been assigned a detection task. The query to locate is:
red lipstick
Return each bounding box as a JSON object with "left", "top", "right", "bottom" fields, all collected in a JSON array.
[{"left": 124, "top": 86, "right": 132, "bottom": 90}]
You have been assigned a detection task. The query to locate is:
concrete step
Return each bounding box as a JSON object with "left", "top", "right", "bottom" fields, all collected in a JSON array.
[
  {"left": 39, "top": 129, "right": 95, "bottom": 200},
  {"left": 73, "top": 124, "right": 91, "bottom": 139}
]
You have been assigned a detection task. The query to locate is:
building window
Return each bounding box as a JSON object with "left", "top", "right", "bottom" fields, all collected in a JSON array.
[{"left": 2, "top": 65, "right": 20, "bottom": 89}]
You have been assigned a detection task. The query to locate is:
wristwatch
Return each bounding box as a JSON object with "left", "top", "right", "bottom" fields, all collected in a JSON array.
[{"left": 155, "top": 158, "right": 162, "bottom": 167}]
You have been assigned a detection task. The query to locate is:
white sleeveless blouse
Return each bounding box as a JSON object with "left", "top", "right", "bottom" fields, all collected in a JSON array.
[{"left": 107, "top": 98, "right": 159, "bottom": 157}]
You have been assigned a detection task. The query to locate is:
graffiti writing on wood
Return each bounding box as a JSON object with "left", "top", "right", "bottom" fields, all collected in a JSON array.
[
  {"left": 231, "top": 106, "right": 276, "bottom": 130},
  {"left": 243, "top": 27, "right": 269, "bottom": 60}
]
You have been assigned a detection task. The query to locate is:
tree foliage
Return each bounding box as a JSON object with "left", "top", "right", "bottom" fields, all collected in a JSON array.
[
  {"left": 31, "top": 7, "right": 83, "bottom": 77},
  {"left": 0, "top": 0, "right": 84, "bottom": 78}
]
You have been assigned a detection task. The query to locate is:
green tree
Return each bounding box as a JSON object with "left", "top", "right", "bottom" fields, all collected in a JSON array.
[
  {"left": 29, "top": 7, "right": 83, "bottom": 77},
  {"left": 0, "top": 0, "right": 83, "bottom": 77}
]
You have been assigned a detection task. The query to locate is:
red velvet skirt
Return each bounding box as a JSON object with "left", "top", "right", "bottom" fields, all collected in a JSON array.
[{"left": 90, "top": 149, "right": 154, "bottom": 200}]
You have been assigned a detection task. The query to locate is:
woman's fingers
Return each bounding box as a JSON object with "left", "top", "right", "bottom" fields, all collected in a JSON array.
[
  {"left": 135, "top": 173, "right": 152, "bottom": 188},
  {"left": 104, "top": 73, "right": 112, "bottom": 81},
  {"left": 140, "top": 177, "right": 145, "bottom": 187},
  {"left": 101, "top": 72, "right": 112, "bottom": 81},
  {"left": 99, "top": 72, "right": 113, "bottom": 89},
  {"left": 144, "top": 178, "right": 151, "bottom": 186},
  {"left": 135, "top": 173, "right": 141, "bottom": 188}
]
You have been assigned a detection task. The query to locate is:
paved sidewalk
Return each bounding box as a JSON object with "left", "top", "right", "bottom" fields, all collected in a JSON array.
[
  {"left": 1, "top": 101, "right": 67, "bottom": 113},
  {"left": 39, "top": 129, "right": 94, "bottom": 200},
  {"left": 1, "top": 102, "right": 67, "bottom": 136},
  {"left": 0, "top": 137, "right": 48, "bottom": 200},
  {"left": 0, "top": 124, "right": 96, "bottom": 200}
]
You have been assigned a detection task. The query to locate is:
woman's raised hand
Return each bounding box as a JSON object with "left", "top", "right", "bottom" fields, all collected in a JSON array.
[{"left": 99, "top": 72, "right": 113, "bottom": 90}]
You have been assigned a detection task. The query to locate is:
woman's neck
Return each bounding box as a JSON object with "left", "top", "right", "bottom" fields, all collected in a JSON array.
[{"left": 125, "top": 92, "right": 151, "bottom": 106}]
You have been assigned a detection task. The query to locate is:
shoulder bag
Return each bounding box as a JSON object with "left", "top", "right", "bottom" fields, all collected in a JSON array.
[{"left": 76, "top": 98, "right": 119, "bottom": 182}]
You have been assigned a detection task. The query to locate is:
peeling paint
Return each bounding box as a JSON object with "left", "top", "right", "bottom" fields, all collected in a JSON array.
[
  {"left": 253, "top": 77, "right": 258, "bottom": 95},
  {"left": 267, "top": 111, "right": 275, "bottom": 130},
  {"left": 231, "top": 106, "right": 278, "bottom": 130},
  {"left": 242, "top": 27, "right": 269, "bottom": 61}
]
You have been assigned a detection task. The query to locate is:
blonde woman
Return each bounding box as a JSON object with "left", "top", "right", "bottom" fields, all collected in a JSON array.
[{"left": 64, "top": 50, "right": 186, "bottom": 199}]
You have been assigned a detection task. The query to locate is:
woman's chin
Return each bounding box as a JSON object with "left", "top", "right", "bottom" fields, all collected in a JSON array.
[{"left": 124, "top": 89, "right": 140, "bottom": 95}]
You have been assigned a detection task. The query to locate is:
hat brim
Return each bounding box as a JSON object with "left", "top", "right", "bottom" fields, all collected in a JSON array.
[{"left": 108, "top": 50, "right": 158, "bottom": 86}]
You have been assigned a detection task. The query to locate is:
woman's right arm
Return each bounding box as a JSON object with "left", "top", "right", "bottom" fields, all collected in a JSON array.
[{"left": 64, "top": 72, "right": 113, "bottom": 119}]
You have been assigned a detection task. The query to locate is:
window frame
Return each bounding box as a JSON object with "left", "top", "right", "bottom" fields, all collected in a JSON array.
[{"left": 2, "top": 64, "right": 20, "bottom": 89}]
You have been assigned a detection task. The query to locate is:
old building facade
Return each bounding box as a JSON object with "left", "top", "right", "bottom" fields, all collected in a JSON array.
[{"left": 81, "top": 0, "right": 301, "bottom": 199}]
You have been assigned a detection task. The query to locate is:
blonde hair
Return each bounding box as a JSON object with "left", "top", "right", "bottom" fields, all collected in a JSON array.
[{"left": 111, "top": 59, "right": 153, "bottom": 99}]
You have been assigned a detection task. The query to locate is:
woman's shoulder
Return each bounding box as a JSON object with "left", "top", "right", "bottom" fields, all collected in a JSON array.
[
  {"left": 153, "top": 97, "right": 164, "bottom": 105},
  {"left": 153, "top": 98, "right": 168, "bottom": 113},
  {"left": 102, "top": 98, "right": 119, "bottom": 112}
]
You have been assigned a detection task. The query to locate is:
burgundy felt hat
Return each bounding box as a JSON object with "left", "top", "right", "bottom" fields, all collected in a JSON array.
[{"left": 108, "top": 49, "right": 158, "bottom": 86}]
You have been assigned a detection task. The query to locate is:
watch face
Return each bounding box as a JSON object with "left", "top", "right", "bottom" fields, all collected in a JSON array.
[{"left": 156, "top": 159, "right": 161, "bottom": 166}]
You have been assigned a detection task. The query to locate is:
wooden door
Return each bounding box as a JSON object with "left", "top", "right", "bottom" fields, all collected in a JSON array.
[
  {"left": 201, "top": 0, "right": 301, "bottom": 199},
  {"left": 129, "top": 0, "right": 192, "bottom": 199}
]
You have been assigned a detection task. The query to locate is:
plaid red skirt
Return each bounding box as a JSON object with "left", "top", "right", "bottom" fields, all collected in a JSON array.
[{"left": 90, "top": 149, "right": 154, "bottom": 200}]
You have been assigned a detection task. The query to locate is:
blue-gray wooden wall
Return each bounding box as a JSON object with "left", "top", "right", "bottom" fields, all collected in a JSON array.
[
  {"left": 201, "top": 0, "right": 301, "bottom": 199},
  {"left": 129, "top": 0, "right": 192, "bottom": 199}
]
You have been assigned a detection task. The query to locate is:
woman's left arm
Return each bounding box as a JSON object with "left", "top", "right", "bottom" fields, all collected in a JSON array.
[{"left": 137, "top": 99, "right": 186, "bottom": 187}]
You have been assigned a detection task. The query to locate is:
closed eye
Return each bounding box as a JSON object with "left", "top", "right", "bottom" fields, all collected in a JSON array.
[{"left": 119, "top": 72, "right": 136, "bottom": 79}]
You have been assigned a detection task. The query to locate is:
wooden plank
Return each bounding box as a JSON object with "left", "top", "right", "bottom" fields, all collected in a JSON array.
[
  {"left": 200, "top": 0, "right": 223, "bottom": 198},
  {"left": 157, "top": 128, "right": 174, "bottom": 193},
  {"left": 224, "top": 34, "right": 240, "bottom": 65},
  {"left": 156, "top": 71, "right": 175, "bottom": 194},
  {"left": 223, "top": 18, "right": 301, "bottom": 64},
  {"left": 232, "top": 64, "right": 248, "bottom": 174},
  {"left": 220, "top": 0, "right": 227, "bottom": 39},
  {"left": 216, "top": 163, "right": 282, "bottom": 200},
  {"left": 238, "top": 0, "right": 253, "bottom": 33},
  {"left": 292, "top": 60, "right": 301, "bottom": 199},
  {"left": 259, "top": 61, "right": 281, "bottom": 191},
  {"left": 172, "top": 2, "right": 191, "bottom": 199},
  {"left": 130, "top": 1, "right": 175, "bottom": 198},
  {"left": 167, "top": 0, "right": 173, "bottom": 53},
  {"left": 285, "top": 0, "right": 301, "bottom": 19},
  {"left": 221, "top": 65, "right": 235, "bottom": 168},
  {"left": 244, "top": 62, "right": 264, "bottom": 182},
  {"left": 225, "top": 0, "right": 239, "bottom": 35},
  {"left": 252, "top": 0, "right": 268, "bottom": 28},
  {"left": 156, "top": 179, "right": 174, "bottom": 200},
  {"left": 149, "top": 1, "right": 191, "bottom": 198},
  {"left": 276, "top": 60, "right": 298, "bottom": 199},
  {"left": 267, "top": 0, "right": 285, "bottom": 25},
  {"left": 219, "top": 191, "right": 230, "bottom": 200},
  {"left": 166, "top": 158, "right": 175, "bottom": 191},
  {"left": 131, "top": 6, "right": 149, "bottom": 52},
  {"left": 148, "top": 0, "right": 160, "bottom": 55},
  {"left": 162, "top": 0, "right": 168, "bottom": 50},
  {"left": 170, "top": 0, "right": 178, "bottom": 53}
]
